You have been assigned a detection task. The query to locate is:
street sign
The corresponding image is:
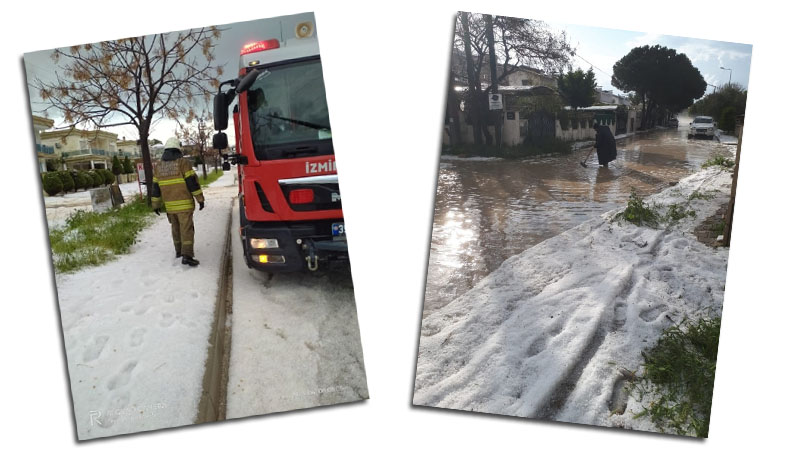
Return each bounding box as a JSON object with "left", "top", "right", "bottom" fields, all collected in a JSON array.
[
  {"left": 136, "top": 162, "right": 145, "bottom": 183},
  {"left": 488, "top": 93, "right": 503, "bottom": 110}
]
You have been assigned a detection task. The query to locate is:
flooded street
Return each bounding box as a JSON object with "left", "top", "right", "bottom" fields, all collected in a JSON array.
[{"left": 423, "top": 127, "right": 734, "bottom": 316}]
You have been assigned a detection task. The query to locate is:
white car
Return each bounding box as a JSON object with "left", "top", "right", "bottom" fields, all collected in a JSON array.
[{"left": 689, "top": 116, "right": 716, "bottom": 139}]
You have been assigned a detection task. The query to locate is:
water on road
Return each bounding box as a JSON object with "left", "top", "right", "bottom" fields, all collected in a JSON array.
[{"left": 423, "top": 128, "right": 734, "bottom": 316}]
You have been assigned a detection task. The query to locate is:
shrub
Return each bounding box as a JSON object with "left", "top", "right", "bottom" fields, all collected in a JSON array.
[
  {"left": 618, "top": 189, "right": 660, "bottom": 227},
  {"left": 122, "top": 156, "right": 134, "bottom": 174},
  {"left": 100, "top": 169, "right": 115, "bottom": 185},
  {"left": 42, "top": 172, "right": 63, "bottom": 196},
  {"left": 45, "top": 159, "right": 56, "bottom": 172},
  {"left": 57, "top": 170, "right": 75, "bottom": 193},
  {"left": 111, "top": 155, "right": 123, "bottom": 176},
  {"left": 89, "top": 170, "right": 103, "bottom": 187},
  {"left": 719, "top": 106, "right": 736, "bottom": 133},
  {"left": 78, "top": 171, "right": 92, "bottom": 190}
]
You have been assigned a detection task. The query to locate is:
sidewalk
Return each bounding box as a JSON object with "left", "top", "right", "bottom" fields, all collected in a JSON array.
[{"left": 57, "top": 182, "right": 236, "bottom": 439}]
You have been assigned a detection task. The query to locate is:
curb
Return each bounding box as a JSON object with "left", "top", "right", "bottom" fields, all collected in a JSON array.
[{"left": 195, "top": 198, "right": 234, "bottom": 423}]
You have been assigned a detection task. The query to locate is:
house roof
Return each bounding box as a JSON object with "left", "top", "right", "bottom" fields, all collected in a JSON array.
[
  {"left": 32, "top": 115, "right": 54, "bottom": 129},
  {"left": 40, "top": 128, "right": 118, "bottom": 141}
]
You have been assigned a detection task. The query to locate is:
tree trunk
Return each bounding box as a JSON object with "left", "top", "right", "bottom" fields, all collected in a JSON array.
[
  {"left": 139, "top": 126, "right": 154, "bottom": 203},
  {"left": 484, "top": 14, "right": 502, "bottom": 148},
  {"left": 461, "top": 12, "right": 482, "bottom": 145}
]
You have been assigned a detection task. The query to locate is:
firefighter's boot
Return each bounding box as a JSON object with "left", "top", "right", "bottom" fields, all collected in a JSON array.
[{"left": 182, "top": 256, "right": 200, "bottom": 267}]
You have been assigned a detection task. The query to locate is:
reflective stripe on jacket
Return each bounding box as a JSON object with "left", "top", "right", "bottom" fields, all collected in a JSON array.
[{"left": 151, "top": 157, "right": 205, "bottom": 213}]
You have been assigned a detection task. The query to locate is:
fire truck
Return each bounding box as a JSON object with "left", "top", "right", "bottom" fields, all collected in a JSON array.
[{"left": 212, "top": 20, "right": 347, "bottom": 272}]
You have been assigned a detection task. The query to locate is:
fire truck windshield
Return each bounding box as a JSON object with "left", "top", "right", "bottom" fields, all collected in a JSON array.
[{"left": 246, "top": 58, "right": 333, "bottom": 160}]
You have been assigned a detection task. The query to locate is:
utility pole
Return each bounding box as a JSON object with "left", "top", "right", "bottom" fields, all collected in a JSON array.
[
  {"left": 484, "top": 14, "right": 501, "bottom": 148},
  {"left": 461, "top": 12, "right": 482, "bottom": 145}
]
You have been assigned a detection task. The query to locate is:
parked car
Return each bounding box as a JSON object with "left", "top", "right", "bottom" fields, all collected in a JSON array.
[
  {"left": 688, "top": 116, "right": 716, "bottom": 139},
  {"left": 668, "top": 117, "right": 679, "bottom": 128}
]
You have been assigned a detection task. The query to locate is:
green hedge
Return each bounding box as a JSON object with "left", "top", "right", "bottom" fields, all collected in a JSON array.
[{"left": 42, "top": 172, "right": 63, "bottom": 196}]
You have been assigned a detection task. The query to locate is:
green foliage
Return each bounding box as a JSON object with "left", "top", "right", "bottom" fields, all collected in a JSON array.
[
  {"left": 49, "top": 197, "right": 153, "bottom": 273},
  {"left": 89, "top": 170, "right": 103, "bottom": 187},
  {"left": 666, "top": 204, "right": 696, "bottom": 223},
  {"left": 57, "top": 170, "right": 75, "bottom": 193},
  {"left": 443, "top": 138, "right": 571, "bottom": 159},
  {"left": 111, "top": 155, "right": 123, "bottom": 175},
  {"left": 194, "top": 155, "right": 203, "bottom": 166},
  {"left": 689, "top": 83, "right": 747, "bottom": 122},
  {"left": 710, "top": 221, "right": 725, "bottom": 236},
  {"left": 77, "top": 171, "right": 92, "bottom": 190},
  {"left": 718, "top": 106, "right": 736, "bottom": 133},
  {"left": 630, "top": 316, "right": 721, "bottom": 437},
  {"left": 45, "top": 159, "right": 56, "bottom": 172},
  {"left": 122, "top": 155, "right": 134, "bottom": 174},
  {"left": 702, "top": 156, "right": 735, "bottom": 169},
  {"left": 613, "top": 45, "right": 706, "bottom": 125},
  {"left": 42, "top": 172, "right": 63, "bottom": 196},
  {"left": 558, "top": 68, "right": 598, "bottom": 109},
  {"left": 100, "top": 168, "right": 115, "bottom": 185},
  {"left": 618, "top": 189, "right": 661, "bottom": 227},
  {"left": 688, "top": 190, "right": 715, "bottom": 201}
]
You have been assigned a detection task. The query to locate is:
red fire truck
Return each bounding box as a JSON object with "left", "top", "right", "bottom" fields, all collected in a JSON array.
[{"left": 213, "top": 21, "right": 347, "bottom": 272}]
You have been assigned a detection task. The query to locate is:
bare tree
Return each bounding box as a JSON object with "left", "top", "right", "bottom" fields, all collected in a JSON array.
[
  {"left": 176, "top": 111, "right": 212, "bottom": 180},
  {"left": 34, "top": 27, "right": 224, "bottom": 201},
  {"left": 453, "top": 13, "right": 574, "bottom": 143}
]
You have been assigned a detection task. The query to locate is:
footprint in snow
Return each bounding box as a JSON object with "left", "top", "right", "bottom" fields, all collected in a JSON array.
[
  {"left": 134, "top": 305, "right": 151, "bottom": 316},
  {"left": 129, "top": 328, "right": 146, "bottom": 347},
  {"left": 159, "top": 313, "right": 176, "bottom": 328},
  {"left": 639, "top": 304, "right": 668, "bottom": 322},
  {"left": 106, "top": 361, "right": 137, "bottom": 391},
  {"left": 83, "top": 336, "right": 109, "bottom": 363},
  {"left": 118, "top": 303, "right": 134, "bottom": 313}
]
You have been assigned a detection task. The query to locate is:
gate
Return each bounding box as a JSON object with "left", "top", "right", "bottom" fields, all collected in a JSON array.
[{"left": 526, "top": 111, "right": 556, "bottom": 143}]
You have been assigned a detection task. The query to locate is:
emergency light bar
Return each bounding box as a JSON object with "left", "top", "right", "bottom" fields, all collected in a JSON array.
[{"left": 240, "top": 39, "right": 280, "bottom": 55}]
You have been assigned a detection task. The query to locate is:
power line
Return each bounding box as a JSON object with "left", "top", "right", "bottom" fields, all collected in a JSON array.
[{"left": 574, "top": 53, "right": 614, "bottom": 79}]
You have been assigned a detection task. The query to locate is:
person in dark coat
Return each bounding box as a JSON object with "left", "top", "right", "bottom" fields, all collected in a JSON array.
[{"left": 593, "top": 123, "right": 617, "bottom": 167}]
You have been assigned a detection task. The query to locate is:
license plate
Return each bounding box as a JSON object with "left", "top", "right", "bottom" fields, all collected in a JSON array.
[{"left": 332, "top": 222, "right": 345, "bottom": 236}]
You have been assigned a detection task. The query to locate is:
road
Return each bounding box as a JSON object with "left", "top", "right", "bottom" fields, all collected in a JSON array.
[
  {"left": 225, "top": 205, "right": 369, "bottom": 418},
  {"left": 424, "top": 127, "right": 734, "bottom": 316}
]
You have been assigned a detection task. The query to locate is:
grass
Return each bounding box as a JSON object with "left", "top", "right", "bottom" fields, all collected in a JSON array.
[
  {"left": 617, "top": 189, "right": 661, "bottom": 227},
  {"left": 710, "top": 221, "right": 725, "bottom": 236},
  {"left": 630, "top": 316, "right": 721, "bottom": 437},
  {"left": 443, "top": 138, "right": 571, "bottom": 159},
  {"left": 49, "top": 196, "right": 153, "bottom": 273},
  {"left": 199, "top": 168, "right": 224, "bottom": 187},
  {"left": 701, "top": 156, "right": 735, "bottom": 169}
]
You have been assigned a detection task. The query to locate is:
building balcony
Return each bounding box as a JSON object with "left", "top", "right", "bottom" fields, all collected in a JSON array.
[
  {"left": 36, "top": 143, "right": 55, "bottom": 155},
  {"left": 63, "top": 148, "right": 109, "bottom": 158}
]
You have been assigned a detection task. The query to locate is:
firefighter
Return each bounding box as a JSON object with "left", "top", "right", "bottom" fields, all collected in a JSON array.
[{"left": 151, "top": 137, "right": 205, "bottom": 266}]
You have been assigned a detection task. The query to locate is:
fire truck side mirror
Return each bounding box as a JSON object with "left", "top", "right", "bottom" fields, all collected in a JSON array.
[
  {"left": 236, "top": 68, "right": 261, "bottom": 94},
  {"left": 212, "top": 132, "right": 228, "bottom": 150},
  {"left": 213, "top": 92, "right": 229, "bottom": 131}
]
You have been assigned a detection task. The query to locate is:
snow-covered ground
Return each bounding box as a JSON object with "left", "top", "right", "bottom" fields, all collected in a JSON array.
[
  {"left": 226, "top": 206, "right": 368, "bottom": 418},
  {"left": 57, "top": 181, "right": 237, "bottom": 440},
  {"left": 414, "top": 160, "right": 734, "bottom": 434},
  {"left": 44, "top": 181, "right": 144, "bottom": 228}
]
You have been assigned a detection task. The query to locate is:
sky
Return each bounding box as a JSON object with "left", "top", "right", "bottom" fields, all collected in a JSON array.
[
  {"left": 23, "top": 12, "right": 315, "bottom": 143},
  {"left": 548, "top": 21, "right": 752, "bottom": 98}
]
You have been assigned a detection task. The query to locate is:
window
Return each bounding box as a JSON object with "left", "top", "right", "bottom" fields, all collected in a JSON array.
[{"left": 521, "top": 79, "right": 532, "bottom": 86}]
